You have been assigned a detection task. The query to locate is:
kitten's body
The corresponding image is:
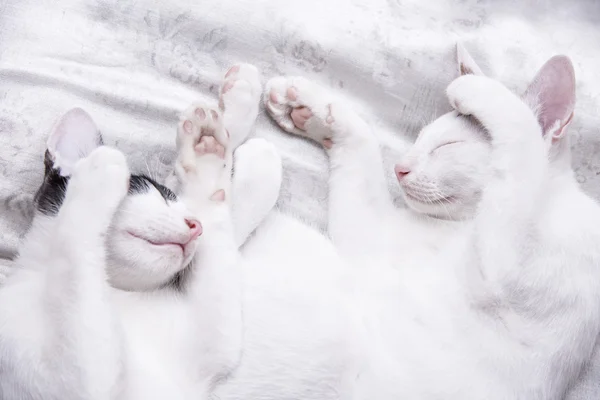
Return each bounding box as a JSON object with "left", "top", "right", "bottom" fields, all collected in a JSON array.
[
  {"left": 214, "top": 51, "right": 600, "bottom": 400},
  {"left": 219, "top": 210, "right": 465, "bottom": 399}
]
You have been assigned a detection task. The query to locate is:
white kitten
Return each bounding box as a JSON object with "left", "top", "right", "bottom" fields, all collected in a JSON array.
[
  {"left": 0, "top": 64, "right": 282, "bottom": 400},
  {"left": 213, "top": 49, "right": 600, "bottom": 400}
]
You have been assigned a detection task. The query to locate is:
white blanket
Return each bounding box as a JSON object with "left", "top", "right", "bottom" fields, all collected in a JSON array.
[{"left": 1, "top": 0, "right": 599, "bottom": 397}]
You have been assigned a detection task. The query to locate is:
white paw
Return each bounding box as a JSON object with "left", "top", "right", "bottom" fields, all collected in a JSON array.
[
  {"left": 177, "top": 104, "right": 229, "bottom": 172},
  {"left": 446, "top": 74, "right": 501, "bottom": 116},
  {"left": 220, "top": 63, "right": 261, "bottom": 111},
  {"left": 176, "top": 104, "right": 230, "bottom": 201},
  {"left": 233, "top": 138, "right": 282, "bottom": 188},
  {"left": 264, "top": 76, "right": 335, "bottom": 148},
  {"left": 232, "top": 138, "right": 282, "bottom": 246},
  {"left": 68, "top": 146, "right": 130, "bottom": 214},
  {"left": 219, "top": 63, "right": 262, "bottom": 148}
]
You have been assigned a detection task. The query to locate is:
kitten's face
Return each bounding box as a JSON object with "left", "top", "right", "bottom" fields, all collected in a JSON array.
[
  {"left": 35, "top": 108, "right": 201, "bottom": 292},
  {"left": 36, "top": 159, "right": 201, "bottom": 291},
  {"left": 106, "top": 176, "right": 201, "bottom": 291},
  {"left": 397, "top": 45, "right": 576, "bottom": 220},
  {"left": 395, "top": 112, "right": 491, "bottom": 219}
]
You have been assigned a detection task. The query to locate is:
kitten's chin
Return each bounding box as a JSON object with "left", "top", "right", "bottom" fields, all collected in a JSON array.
[
  {"left": 403, "top": 190, "right": 456, "bottom": 206},
  {"left": 106, "top": 234, "right": 192, "bottom": 292},
  {"left": 402, "top": 191, "right": 464, "bottom": 220},
  {"left": 406, "top": 195, "right": 478, "bottom": 221},
  {"left": 108, "top": 264, "right": 186, "bottom": 292}
]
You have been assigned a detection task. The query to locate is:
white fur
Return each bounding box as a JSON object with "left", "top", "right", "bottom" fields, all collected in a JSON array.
[
  {"left": 212, "top": 51, "right": 600, "bottom": 400},
  {"left": 0, "top": 64, "right": 283, "bottom": 400}
]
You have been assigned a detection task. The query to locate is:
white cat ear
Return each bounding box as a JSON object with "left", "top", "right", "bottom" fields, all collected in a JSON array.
[
  {"left": 523, "top": 56, "right": 576, "bottom": 141},
  {"left": 456, "top": 43, "right": 485, "bottom": 76},
  {"left": 47, "top": 108, "right": 103, "bottom": 176}
]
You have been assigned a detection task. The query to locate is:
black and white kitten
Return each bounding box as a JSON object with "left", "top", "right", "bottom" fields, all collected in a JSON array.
[{"left": 0, "top": 64, "right": 282, "bottom": 400}]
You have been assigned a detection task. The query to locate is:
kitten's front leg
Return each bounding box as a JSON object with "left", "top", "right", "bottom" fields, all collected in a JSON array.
[
  {"left": 175, "top": 104, "right": 243, "bottom": 387},
  {"left": 220, "top": 63, "right": 262, "bottom": 149},
  {"left": 51, "top": 147, "right": 129, "bottom": 399},
  {"left": 0, "top": 147, "right": 129, "bottom": 399},
  {"left": 218, "top": 63, "right": 282, "bottom": 247},
  {"left": 57, "top": 146, "right": 130, "bottom": 251},
  {"left": 232, "top": 138, "right": 282, "bottom": 247},
  {"left": 264, "top": 77, "right": 394, "bottom": 261},
  {"left": 446, "top": 75, "right": 547, "bottom": 280}
]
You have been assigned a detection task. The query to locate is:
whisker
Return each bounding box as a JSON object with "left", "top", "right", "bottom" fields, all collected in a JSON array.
[
  {"left": 144, "top": 158, "right": 153, "bottom": 181},
  {"left": 431, "top": 189, "right": 452, "bottom": 217}
]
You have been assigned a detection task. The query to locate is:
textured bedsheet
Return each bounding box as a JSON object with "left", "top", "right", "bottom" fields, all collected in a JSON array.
[{"left": 1, "top": 0, "right": 599, "bottom": 397}]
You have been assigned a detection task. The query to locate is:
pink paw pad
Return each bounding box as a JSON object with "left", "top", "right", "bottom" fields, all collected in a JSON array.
[
  {"left": 195, "top": 108, "right": 206, "bottom": 120},
  {"left": 269, "top": 89, "right": 280, "bottom": 104},
  {"left": 222, "top": 80, "right": 235, "bottom": 94},
  {"left": 287, "top": 87, "right": 298, "bottom": 101},
  {"left": 225, "top": 65, "right": 239, "bottom": 78},
  {"left": 194, "top": 136, "right": 225, "bottom": 159},
  {"left": 210, "top": 189, "right": 226, "bottom": 202},
  {"left": 290, "top": 107, "right": 313, "bottom": 130},
  {"left": 183, "top": 120, "right": 193, "bottom": 134}
]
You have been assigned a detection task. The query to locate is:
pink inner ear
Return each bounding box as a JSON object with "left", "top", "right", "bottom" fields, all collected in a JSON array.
[
  {"left": 524, "top": 55, "right": 576, "bottom": 137},
  {"left": 47, "top": 108, "right": 101, "bottom": 176},
  {"left": 552, "top": 111, "right": 574, "bottom": 142}
]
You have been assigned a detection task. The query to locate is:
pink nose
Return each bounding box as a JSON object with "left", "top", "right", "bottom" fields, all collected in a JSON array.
[
  {"left": 395, "top": 164, "right": 411, "bottom": 180},
  {"left": 185, "top": 218, "right": 203, "bottom": 242}
]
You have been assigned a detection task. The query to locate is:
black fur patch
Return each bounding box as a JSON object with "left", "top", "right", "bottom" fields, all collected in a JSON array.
[
  {"left": 168, "top": 260, "right": 194, "bottom": 292},
  {"left": 129, "top": 175, "right": 177, "bottom": 202},
  {"left": 34, "top": 152, "right": 178, "bottom": 215},
  {"left": 33, "top": 150, "right": 70, "bottom": 216}
]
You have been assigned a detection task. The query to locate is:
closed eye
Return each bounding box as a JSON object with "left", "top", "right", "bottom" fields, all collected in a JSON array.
[{"left": 431, "top": 141, "right": 464, "bottom": 155}]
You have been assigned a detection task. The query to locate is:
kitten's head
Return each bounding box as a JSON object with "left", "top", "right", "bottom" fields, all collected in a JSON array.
[
  {"left": 395, "top": 44, "right": 576, "bottom": 219},
  {"left": 34, "top": 108, "right": 200, "bottom": 292}
]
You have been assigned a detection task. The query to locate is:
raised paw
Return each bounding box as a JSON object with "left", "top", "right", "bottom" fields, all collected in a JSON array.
[
  {"left": 220, "top": 63, "right": 261, "bottom": 111},
  {"left": 264, "top": 76, "right": 336, "bottom": 148},
  {"left": 219, "top": 63, "right": 262, "bottom": 148},
  {"left": 176, "top": 104, "right": 231, "bottom": 202},
  {"left": 65, "top": 146, "right": 130, "bottom": 217},
  {"left": 446, "top": 74, "right": 505, "bottom": 117},
  {"left": 233, "top": 138, "right": 282, "bottom": 187},
  {"left": 177, "top": 104, "right": 228, "bottom": 172},
  {"left": 446, "top": 74, "right": 542, "bottom": 146},
  {"left": 231, "top": 138, "right": 282, "bottom": 246}
]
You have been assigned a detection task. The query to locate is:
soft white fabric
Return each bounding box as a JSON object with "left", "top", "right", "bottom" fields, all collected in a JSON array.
[{"left": 0, "top": 0, "right": 599, "bottom": 397}]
